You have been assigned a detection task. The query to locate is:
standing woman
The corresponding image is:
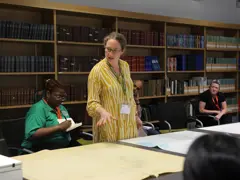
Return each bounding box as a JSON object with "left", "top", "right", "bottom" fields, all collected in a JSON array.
[{"left": 87, "top": 32, "right": 142, "bottom": 143}]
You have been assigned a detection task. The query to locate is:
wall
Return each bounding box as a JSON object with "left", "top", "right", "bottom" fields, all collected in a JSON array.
[{"left": 51, "top": 0, "right": 240, "bottom": 24}]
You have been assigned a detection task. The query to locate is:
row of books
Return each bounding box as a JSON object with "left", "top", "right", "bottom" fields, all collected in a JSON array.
[
  {"left": 226, "top": 97, "right": 239, "bottom": 113},
  {"left": 59, "top": 56, "right": 102, "bottom": 72},
  {"left": 167, "top": 55, "right": 204, "bottom": 71},
  {"left": 122, "top": 56, "right": 161, "bottom": 71},
  {"left": 0, "top": 56, "right": 54, "bottom": 72},
  {"left": 0, "top": 88, "right": 35, "bottom": 106},
  {"left": 138, "top": 79, "right": 165, "bottom": 97},
  {"left": 206, "top": 57, "right": 238, "bottom": 71},
  {"left": 57, "top": 25, "right": 112, "bottom": 43},
  {"left": 0, "top": 55, "right": 238, "bottom": 73},
  {"left": 166, "top": 77, "right": 236, "bottom": 95},
  {"left": 0, "top": 20, "right": 54, "bottom": 40},
  {"left": 0, "top": 84, "right": 88, "bottom": 106},
  {"left": 119, "top": 29, "right": 165, "bottom": 46},
  {"left": 64, "top": 84, "right": 87, "bottom": 101},
  {"left": 167, "top": 34, "right": 204, "bottom": 48},
  {"left": 35, "top": 85, "right": 88, "bottom": 102},
  {"left": 206, "top": 36, "right": 240, "bottom": 49}
]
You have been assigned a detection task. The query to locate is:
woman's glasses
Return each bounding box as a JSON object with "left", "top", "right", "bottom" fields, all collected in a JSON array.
[{"left": 105, "top": 47, "right": 121, "bottom": 54}]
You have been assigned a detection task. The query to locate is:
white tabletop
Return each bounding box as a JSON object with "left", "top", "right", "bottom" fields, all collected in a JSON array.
[
  {"left": 121, "top": 130, "right": 206, "bottom": 155},
  {"left": 0, "top": 155, "right": 21, "bottom": 172},
  {"left": 199, "top": 122, "right": 240, "bottom": 135}
]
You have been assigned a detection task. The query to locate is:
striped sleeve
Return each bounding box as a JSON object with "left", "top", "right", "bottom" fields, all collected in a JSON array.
[{"left": 86, "top": 66, "right": 102, "bottom": 118}]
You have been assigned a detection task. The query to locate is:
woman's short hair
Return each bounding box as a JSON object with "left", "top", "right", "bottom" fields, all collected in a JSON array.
[
  {"left": 184, "top": 133, "right": 240, "bottom": 180},
  {"left": 210, "top": 79, "right": 220, "bottom": 86},
  {"left": 103, "top": 32, "right": 127, "bottom": 51}
]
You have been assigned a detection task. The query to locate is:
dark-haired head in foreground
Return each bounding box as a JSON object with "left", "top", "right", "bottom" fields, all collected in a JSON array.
[{"left": 184, "top": 133, "right": 240, "bottom": 180}]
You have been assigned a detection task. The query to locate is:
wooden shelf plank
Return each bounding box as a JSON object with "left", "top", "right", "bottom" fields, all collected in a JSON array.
[
  {"left": 0, "top": 38, "right": 54, "bottom": 44},
  {"left": 0, "top": 104, "right": 31, "bottom": 109},
  {"left": 57, "top": 41, "right": 103, "bottom": 46},
  {"left": 127, "top": 45, "right": 165, "bottom": 49},
  {"left": 59, "top": 71, "right": 165, "bottom": 75},
  {"left": 0, "top": 101, "right": 88, "bottom": 109},
  {"left": 206, "top": 70, "right": 238, "bottom": 73},
  {"left": 167, "top": 71, "right": 204, "bottom": 73},
  {"left": 0, "top": 72, "right": 55, "bottom": 75},
  {"left": 207, "top": 48, "right": 239, "bottom": 51},
  {"left": 222, "top": 90, "right": 238, "bottom": 93},
  {"left": 57, "top": 41, "right": 166, "bottom": 49},
  {"left": 139, "top": 96, "right": 165, "bottom": 100},
  {"left": 59, "top": 72, "right": 89, "bottom": 75},
  {"left": 63, "top": 101, "right": 87, "bottom": 105},
  {"left": 167, "top": 47, "right": 204, "bottom": 50},
  {"left": 131, "top": 71, "right": 165, "bottom": 74},
  {"left": 167, "top": 94, "right": 199, "bottom": 97}
]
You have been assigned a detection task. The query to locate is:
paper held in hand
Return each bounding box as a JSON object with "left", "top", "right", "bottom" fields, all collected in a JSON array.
[{"left": 57, "top": 118, "right": 82, "bottom": 132}]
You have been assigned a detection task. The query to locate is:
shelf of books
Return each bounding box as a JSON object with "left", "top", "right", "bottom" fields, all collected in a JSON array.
[{"left": 0, "top": 2, "right": 239, "bottom": 123}]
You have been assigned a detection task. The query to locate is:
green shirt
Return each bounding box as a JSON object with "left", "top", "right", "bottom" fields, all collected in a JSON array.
[{"left": 21, "top": 99, "right": 71, "bottom": 150}]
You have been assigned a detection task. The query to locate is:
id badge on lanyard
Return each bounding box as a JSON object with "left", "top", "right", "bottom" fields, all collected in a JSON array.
[
  {"left": 212, "top": 96, "right": 220, "bottom": 110},
  {"left": 120, "top": 103, "right": 131, "bottom": 115},
  {"left": 107, "top": 60, "right": 130, "bottom": 115}
]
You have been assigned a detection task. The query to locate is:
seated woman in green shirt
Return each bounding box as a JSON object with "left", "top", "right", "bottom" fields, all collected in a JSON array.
[{"left": 21, "top": 79, "right": 79, "bottom": 152}]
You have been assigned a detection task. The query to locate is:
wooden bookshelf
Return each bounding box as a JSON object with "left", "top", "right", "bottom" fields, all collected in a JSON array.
[
  {"left": 57, "top": 41, "right": 103, "bottom": 46},
  {"left": 207, "top": 48, "right": 239, "bottom": 52},
  {"left": 0, "top": 104, "right": 32, "bottom": 110},
  {"left": 167, "top": 71, "right": 204, "bottom": 73},
  {"left": 0, "top": 38, "right": 54, "bottom": 44},
  {"left": 167, "top": 47, "right": 204, "bottom": 51},
  {"left": 0, "top": 1, "right": 239, "bottom": 121},
  {"left": 139, "top": 96, "right": 165, "bottom": 100},
  {"left": 63, "top": 101, "right": 87, "bottom": 105},
  {"left": 0, "top": 72, "right": 55, "bottom": 75},
  {"left": 127, "top": 45, "right": 165, "bottom": 49}
]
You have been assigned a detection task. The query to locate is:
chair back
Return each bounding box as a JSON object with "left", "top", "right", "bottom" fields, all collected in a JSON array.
[
  {"left": 0, "top": 117, "right": 26, "bottom": 149},
  {"left": 189, "top": 97, "right": 201, "bottom": 116},
  {"left": 0, "top": 138, "right": 9, "bottom": 156},
  {"left": 157, "top": 102, "right": 188, "bottom": 129}
]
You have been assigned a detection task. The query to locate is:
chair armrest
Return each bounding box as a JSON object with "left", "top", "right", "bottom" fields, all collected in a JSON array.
[
  {"left": 196, "top": 114, "right": 220, "bottom": 125},
  {"left": 195, "top": 119, "right": 203, "bottom": 127},
  {"left": 196, "top": 114, "right": 216, "bottom": 119},
  {"left": 8, "top": 147, "right": 33, "bottom": 154},
  {"left": 163, "top": 120, "right": 172, "bottom": 132},
  {"left": 81, "top": 132, "right": 93, "bottom": 138},
  {"left": 142, "top": 122, "right": 155, "bottom": 129}
]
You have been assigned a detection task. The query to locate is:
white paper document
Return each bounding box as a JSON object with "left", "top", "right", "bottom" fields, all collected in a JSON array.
[
  {"left": 57, "top": 118, "right": 82, "bottom": 132},
  {"left": 121, "top": 130, "right": 206, "bottom": 155}
]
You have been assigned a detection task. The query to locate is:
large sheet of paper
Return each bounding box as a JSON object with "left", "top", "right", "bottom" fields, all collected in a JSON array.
[
  {"left": 200, "top": 122, "right": 240, "bottom": 135},
  {"left": 121, "top": 130, "right": 206, "bottom": 155},
  {"left": 14, "top": 143, "right": 184, "bottom": 180}
]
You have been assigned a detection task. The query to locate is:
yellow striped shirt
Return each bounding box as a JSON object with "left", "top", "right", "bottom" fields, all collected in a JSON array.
[{"left": 87, "top": 58, "right": 138, "bottom": 142}]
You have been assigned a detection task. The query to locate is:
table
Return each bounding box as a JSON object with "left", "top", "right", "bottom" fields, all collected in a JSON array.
[
  {"left": 121, "top": 130, "right": 207, "bottom": 155},
  {"left": 13, "top": 142, "right": 184, "bottom": 180},
  {"left": 194, "top": 122, "right": 240, "bottom": 136}
]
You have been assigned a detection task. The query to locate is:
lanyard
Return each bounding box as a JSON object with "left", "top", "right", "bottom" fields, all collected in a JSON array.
[
  {"left": 107, "top": 60, "right": 126, "bottom": 95},
  {"left": 212, "top": 96, "right": 220, "bottom": 110},
  {"left": 43, "top": 99, "right": 62, "bottom": 119}
]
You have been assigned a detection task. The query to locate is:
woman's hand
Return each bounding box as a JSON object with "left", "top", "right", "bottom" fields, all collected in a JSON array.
[
  {"left": 58, "top": 120, "right": 72, "bottom": 131},
  {"left": 136, "top": 116, "right": 143, "bottom": 129},
  {"left": 97, "top": 109, "right": 117, "bottom": 126}
]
